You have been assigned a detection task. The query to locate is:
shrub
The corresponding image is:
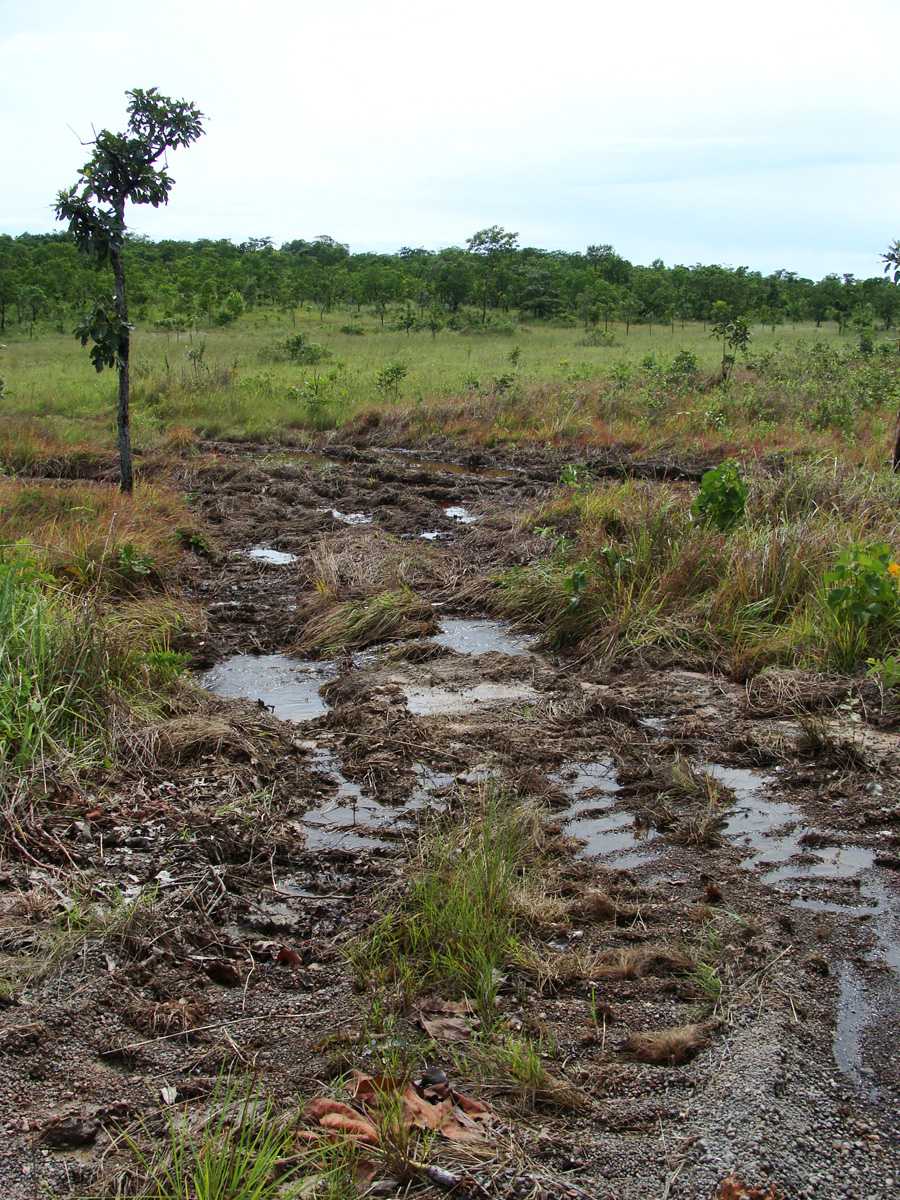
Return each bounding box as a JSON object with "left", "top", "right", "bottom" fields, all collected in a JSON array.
[
  {"left": 692, "top": 461, "right": 748, "bottom": 532},
  {"left": 667, "top": 349, "right": 700, "bottom": 386},
  {"left": 823, "top": 543, "right": 900, "bottom": 666},
  {"left": 281, "top": 333, "right": 331, "bottom": 364},
  {"left": 579, "top": 329, "right": 617, "bottom": 348},
  {"left": 375, "top": 360, "right": 408, "bottom": 401}
]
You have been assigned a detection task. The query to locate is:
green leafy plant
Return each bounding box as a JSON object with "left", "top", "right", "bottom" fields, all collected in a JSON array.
[
  {"left": 375, "top": 360, "right": 408, "bottom": 400},
  {"left": 825, "top": 544, "right": 900, "bottom": 636},
  {"left": 282, "top": 333, "right": 331, "bottom": 364},
  {"left": 692, "top": 460, "right": 748, "bottom": 532},
  {"left": 176, "top": 527, "right": 212, "bottom": 557},
  {"left": 866, "top": 654, "right": 900, "bottom": 690},
  {"left": 116, "top": 542, "right": 154, "bottom": 580}
]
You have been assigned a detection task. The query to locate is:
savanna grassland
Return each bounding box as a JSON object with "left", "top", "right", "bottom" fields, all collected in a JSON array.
[
  {"left": 2, "top": 311, "right": 897, "bottom": 465},
  {"left": 1, "top": 237, "right": 899, "bottom": 1200}
]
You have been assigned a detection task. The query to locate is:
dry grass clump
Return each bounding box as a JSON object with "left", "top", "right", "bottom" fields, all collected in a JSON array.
[
  {"left": 297, "top": 588, "right": 438, "bottom": 654},
  {"left": 744, "top": 667, "right": 851, "bottom": 716},
  {"left": 149, "top": 715, "right": 260, "bottom": 764},
  {"left": 573, "top": 888, "right": 640, "bottom": 924},
  {"left": 622, "top": 1020, "right": 714, "bottom": 1065},
  {"left": 0, "top": 479, "right": 191, "bottom": 592},
  {"left": 303, "top": 528, "right": 458, "bottom": 598},
  {"left": 593, "top": 944, "right": 693, "bottom": 981}
]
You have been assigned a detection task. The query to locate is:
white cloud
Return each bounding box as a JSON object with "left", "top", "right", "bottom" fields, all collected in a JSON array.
[{"left": 2, "top": 0, "right": 899, "bottom": 277}]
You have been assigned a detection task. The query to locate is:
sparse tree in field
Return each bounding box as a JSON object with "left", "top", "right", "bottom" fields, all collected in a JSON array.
[
  {"left": 882, "top": 239, "right": 900, "bottom": 469},
  {"left": 466, "top": 225, "right": 519, "bottom": 323},
  {"left": 710, "top": 304, "right": 751, "bottom": 382},
  {"left": 56, "top": 88, "right": 204, "bottom": 493},
  {"left": 425, "top": 306, "right": 445, "bottom": 339}
]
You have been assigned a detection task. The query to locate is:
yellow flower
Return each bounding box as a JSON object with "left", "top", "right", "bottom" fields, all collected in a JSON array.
[{"left": 889, "top": 561, "right": 900, "bottom": 578}]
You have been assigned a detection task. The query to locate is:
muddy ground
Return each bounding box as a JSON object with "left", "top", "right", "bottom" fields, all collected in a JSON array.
[{"left": 0, "top": 445, "right": 898, "bottom": 1200}]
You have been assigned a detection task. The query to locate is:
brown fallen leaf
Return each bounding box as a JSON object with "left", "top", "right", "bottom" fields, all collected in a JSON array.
[
  {"left": 715, "top": 1174, "right": 784, "bottom": 1200},
  {"left": 350, "top": 1071, "right": 494, "bottom": 1144},
  {"left": 419, "top": 1014, "right": 476, "bottom": 1042},
  {"left": 275, "top": 945, "right": 303, "bottom": 968},
  {"left": 305, "top": 1098, "right": 379, "bottom": 1144}
]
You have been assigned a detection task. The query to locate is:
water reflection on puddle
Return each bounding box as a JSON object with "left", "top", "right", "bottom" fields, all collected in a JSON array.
[
  {"left": 246, "top": 547, "right": 298, "bottom": 565},
  {"left": 327, "top": 509, "right": 372, "bottom": 525},
  {"left": 434, "top": 617, "right": 532, "bottom": 657},
  {"left": 300, "top": 751, "right": 454, "bottom": 851},
  {"left": 555, "top": 760, "right": 657, "bottom": 869},
  {"left": 444, "top": 506, "right": 479, "bottom": 524},
  {"left": 403, "top": 681, "right": 538, "bottom": 717},
  {"left": 201, "top": 655, "right": 334, "bottom": 722}
]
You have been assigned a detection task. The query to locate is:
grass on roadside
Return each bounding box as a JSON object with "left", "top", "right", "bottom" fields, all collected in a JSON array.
[
  {"left": 347, "top": 786, "right": 547, "bottom": 1019},
  {"left": 297, "top": 588, "right": 437, "bottom": 655},
  {"left": 490, "top": 459, "right": 900, "bottom": 676}
]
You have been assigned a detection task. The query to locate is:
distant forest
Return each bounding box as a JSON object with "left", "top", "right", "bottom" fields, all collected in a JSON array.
[{"left": 2, "top": 226, "right": 896, "bottom": 335}]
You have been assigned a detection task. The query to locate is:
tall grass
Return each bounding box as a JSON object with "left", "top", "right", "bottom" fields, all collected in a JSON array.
[
  {"left": 492, "top": 463, "right": 900, "bottom": 674},
  {"left": 0, "top": 558, "right": 191, "bottom": 772},
  {"left": 0, "top": 560, "right": 120, "bottom": 767},
  {"left": 3, "top": 314, "right": 895, "bottom": 464},
  {"left": 349, "top": 787, "right": 545, "bottom": 1017},
  {"left": 0, "top": 480, "right": 192, "bottom": 592}
]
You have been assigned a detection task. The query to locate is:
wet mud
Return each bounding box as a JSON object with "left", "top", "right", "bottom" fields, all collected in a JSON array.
[{"left": 2, "top": 444, "right": 898, "bottom": 1200}]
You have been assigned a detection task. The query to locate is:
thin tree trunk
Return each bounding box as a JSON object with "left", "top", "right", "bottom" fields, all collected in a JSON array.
[
  {"left": 111, "top": 232, "right": 133, "bottom": 495},
  {"left": 893, "top": 407, "right": 900, "bottom": 472}
]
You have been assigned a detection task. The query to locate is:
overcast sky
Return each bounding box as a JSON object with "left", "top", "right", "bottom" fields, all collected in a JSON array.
[{"left": 2, "top": 0, "right": 899, "bottom": 279}]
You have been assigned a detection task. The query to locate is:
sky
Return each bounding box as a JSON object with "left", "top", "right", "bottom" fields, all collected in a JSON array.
[{"left": 2, "top": 0, "right": 899, "bottom": 280}]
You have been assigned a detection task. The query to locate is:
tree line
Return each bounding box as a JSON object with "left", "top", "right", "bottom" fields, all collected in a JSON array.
[{"left": 3, "top": 224, "right": 899, "bottom": 338}]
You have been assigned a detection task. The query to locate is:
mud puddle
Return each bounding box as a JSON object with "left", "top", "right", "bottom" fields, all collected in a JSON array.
[
  {"left": 392, "top": 450, "right": 521, "bottom": 481},
  {"left": 326, "top": 509, "right": 372, "bottom": 525},
  {"left": 201, "top": 654, "right": 335, "bottom": 721},
  {"left": 555, "top": 760, "right": 658, "bottom": 869},
  {"left": 403, "top": 680, "right": 538, "bottom": 717},
  {"left": 433, "top": 617, "right": 533, "bottom": 657},
  {"left": 297, "top": 751, "right": 454, "bottom": 852},
  {"left": 704, "top": 760, "right": 899, "bottom": 1098},
  {"left": 444, "top": 505, "right": 479, "bottom": 524},
  {"left": 245, "top": 546, "right": 298, "bottom": 565}
]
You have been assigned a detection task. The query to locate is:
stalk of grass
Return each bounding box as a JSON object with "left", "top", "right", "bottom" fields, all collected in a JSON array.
[
  {"left": 297, "top": 588, "right": 436, "bottom": 654},
  {"left": 121, "top": 1075, "right": 296, "bottom": 1200},
  {"left": 347, "top": 786, "right": 543, "bottom": 1018}
]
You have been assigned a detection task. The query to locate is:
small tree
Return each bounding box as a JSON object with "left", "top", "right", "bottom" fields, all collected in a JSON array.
[
  {"left": 883, "top": 239, "right": 900, "bottom": 470},
  {"left": 710, "top": 304, "right": 751, "bottom": 382},
  {"left": 55, "top": 88, "right": 204, "bottom": 493}
]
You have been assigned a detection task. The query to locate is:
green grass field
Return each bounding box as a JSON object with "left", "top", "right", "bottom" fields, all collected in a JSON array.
[{"left": 1, "top": 310, "right": 860, "bottom": 453}]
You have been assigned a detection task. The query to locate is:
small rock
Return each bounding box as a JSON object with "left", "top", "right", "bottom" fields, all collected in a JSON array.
[{"left": 40, "top": 1113, "right": 99, "bottom": 1148}]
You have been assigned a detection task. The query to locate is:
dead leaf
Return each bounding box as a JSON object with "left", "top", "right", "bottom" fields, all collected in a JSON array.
[
  {"left": 419, "top": 995, "right": 476, "bottom": 1016},
  {"left": 715, "top": 1175, "right": 784, "bottom": 1200},
  {"left": 275, "top": 945, "right": 303, "bottom": 968},
  {"left": 350, "top": 1071, "right": 494, "bottom": 1144},
  {"left": 305, "top": 1098, "right": 378, "bottom": 1144},
  {"left": 419, "top": 1014, "right": 475, "bottom": 1042}
]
